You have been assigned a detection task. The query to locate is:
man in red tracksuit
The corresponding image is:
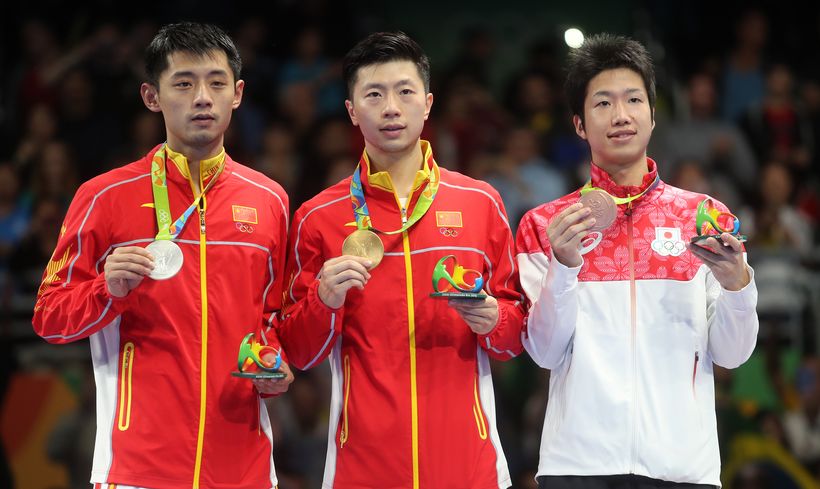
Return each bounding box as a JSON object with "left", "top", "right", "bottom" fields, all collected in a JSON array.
[
  {"left": 275, "top": 32, "right": 525, "bottom": 489},
  {"left": 32, "top": 22, "right": 292, "bottom": 489}
]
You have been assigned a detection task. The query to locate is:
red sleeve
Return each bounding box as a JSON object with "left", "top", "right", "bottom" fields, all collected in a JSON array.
[
  {"left": 32, "top": 182, "right": 135, "bottom": 343},
  {"left": 273, "top": 205, "right": 344, "bottom": 370},
  {"left": 477, "top": 189, "right": 525, "bottom": 360}
]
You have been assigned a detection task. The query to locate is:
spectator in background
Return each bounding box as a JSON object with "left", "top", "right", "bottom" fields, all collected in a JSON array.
[
  {"left": 482, "top": 126, "right": 568, "bottom": 230},
  {"left": 0, "top": 163, "right": 32, "bottom": 270},
  {"left": 741, "top": 64, "right": 812, "bottom": 172},
  {"left": 650, "top": 72, "right": 757, "bottom": 200},
  {"left": 13, "top": 103, "right": 59, "bottom": 182},
  {"left": 747, "top": 162, "right": 813, "bottom": 258},
  {"left": 783, "top": 357, "right": 820, "bottom": 476},
  {"left": 722, "top": 9, "right": 769, "bottom": 122}
]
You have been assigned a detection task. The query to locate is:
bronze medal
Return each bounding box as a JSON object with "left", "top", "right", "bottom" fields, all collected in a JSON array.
[
  {"left": 342, "top": 229, "right": 384, "bottom": 269},
  {"left": 579, "top": 189, "right": 617, "bottom": 231}
]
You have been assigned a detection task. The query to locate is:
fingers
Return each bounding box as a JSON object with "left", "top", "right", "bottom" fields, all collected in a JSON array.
[
  {"left": 104, "top": 247, "right": 155, "bottom": 282},
  {"left": 548, "top": 203, "right": 594, "bottom": 239},
  {"left": 319, "top": 256, "right": 372, "bottom": 282},
  {"left": 251, "top": 378, "right": 291, "bottom": 395}
]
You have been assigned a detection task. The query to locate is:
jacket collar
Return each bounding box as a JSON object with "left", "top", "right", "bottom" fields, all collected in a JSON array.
[
  {"left": 589, "top": 158, "right": 660, "bottom": 200},
  {"left": 358, "top": 140, "right": 436, "bottom": 195}
]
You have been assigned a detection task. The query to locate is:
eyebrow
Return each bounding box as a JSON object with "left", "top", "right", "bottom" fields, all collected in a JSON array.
[
  {"left": 169, "top": 69, "right": 230, "bottom": 79},
  {"left": 361, "top": 79, "right": 415, "bottom": 91},
  {"left": 591, "top": 88, "right": 645, "bottom": 98}
]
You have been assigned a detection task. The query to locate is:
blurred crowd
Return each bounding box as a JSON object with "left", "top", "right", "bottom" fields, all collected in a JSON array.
[{"left": 1, "top": 3, "right": 820, "bottom": 488}]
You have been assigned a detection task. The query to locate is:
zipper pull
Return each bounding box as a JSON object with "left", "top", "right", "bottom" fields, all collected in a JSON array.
[
  {"left": 401, "top": 207, "right": 408, "bottom": 224},
  {"left": 199, "top": 201, "right": 206, "bottom": 234},
  {"left": 625, "top": 196, "right": 633, "bottom": 217}
]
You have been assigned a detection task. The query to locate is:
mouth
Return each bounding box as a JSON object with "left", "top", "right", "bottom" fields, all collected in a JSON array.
[
  {"left": 608, "top": 130, "right": 636, "bottom": 141},
  {"left": 191, "top": 114, "right": 216, "bottom": 124},
  {"left": 380, "top": 124, "right": 406, "bottom": 137}
]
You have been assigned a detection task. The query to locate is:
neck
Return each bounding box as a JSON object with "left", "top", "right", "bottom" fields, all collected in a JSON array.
[
  {"left": 167, "top": 137, "right": 223, "bottom": 167},
  {"left": 598, "top": 158, "right": 648, "bottom": 187},
  {"left": 366, "top": 141, "right": 424, "bottom": 199}
]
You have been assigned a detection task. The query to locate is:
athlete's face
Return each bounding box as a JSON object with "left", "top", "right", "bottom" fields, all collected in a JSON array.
[
  {"left": 345, "top": 60, "right": 433, "bottom": 163},
  {"left": 573, "top": 67, "right": 654, "bottom": 175},
  {"left": 141, "top": 50, "right": 243, "bottom": 158}
]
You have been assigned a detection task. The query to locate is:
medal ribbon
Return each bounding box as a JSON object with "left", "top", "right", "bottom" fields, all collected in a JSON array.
[
  {"left": 579, "top": 173, "right": 660, "bottom": 205},
  {"left": 150, "top": 144, "right": 225, "bottom": 240},
  {"left": 349, "top": 156, "right": 440, "bottom": 235}
]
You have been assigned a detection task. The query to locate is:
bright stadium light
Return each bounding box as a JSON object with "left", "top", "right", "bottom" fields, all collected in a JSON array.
[{"left": 564, "top": 28, "right": 585, "bottom": 49}]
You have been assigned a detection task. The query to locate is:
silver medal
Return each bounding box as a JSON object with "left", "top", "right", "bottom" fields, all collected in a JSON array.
[{"left": 146, "top": 240, "right": 184, "bottom": 280}]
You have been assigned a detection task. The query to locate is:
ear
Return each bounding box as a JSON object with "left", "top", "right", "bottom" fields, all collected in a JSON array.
[
  {"left": 651, "top": 107, "right": 656, "bottom": 130},
  {"left": 141, "top": 83, "right": 162, "bottom": 113},
  {"left": 573, "top": 114, "right": 587, "bottom": 140},
  {"left": 232, "top": 79, "right": 245, "bottom": 110},
  {"left": 345, "top": 99, "right": 359, "bottom": 126},
  {"left": 423, "top": 92, "right": 434, "bottom": 121}
]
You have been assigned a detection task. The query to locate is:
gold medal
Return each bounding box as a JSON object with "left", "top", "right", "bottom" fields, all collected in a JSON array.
[{"left": 342, "top": 229, "right": 384, "bottom": 269}]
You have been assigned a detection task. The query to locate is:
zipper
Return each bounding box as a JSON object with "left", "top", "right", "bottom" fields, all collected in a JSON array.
[
  {"left": 401, "top": 227, "right": 420, "bottom": 489},
  {"left": 117, "top": 342, "right": 135, "bottom": 431},
  {"left": 340, "top": 355, "right": 351, "bottom": 447},
  {"left": 193, "top": 196, "right": 208, "bottom": 489},
  {"left": 472, "top": 375, "right": 488, "bottom": 440},
  {"left": 626, "top": 199, "right": 638, "bottom": 473}
]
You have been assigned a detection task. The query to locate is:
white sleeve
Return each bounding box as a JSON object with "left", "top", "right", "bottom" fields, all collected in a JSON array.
[
  {"left": 518, "top": 251, "right": 581, "bottom": 370},
  {"left": 707, "top": 258, "right": 759, "bottom": 369}
]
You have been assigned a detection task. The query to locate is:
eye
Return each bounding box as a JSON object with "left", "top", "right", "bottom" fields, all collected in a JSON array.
[
  {"left": 629, "top": 97, "right": 643, "bottom": 103},
  {"left": 595, "top": 100, "right": 610, "bottom": 107},
  {"left": 400, "top": 88, "right": 414, "bottom": 95},
  {"left": 365, "top": 91, "right": 381, "bottom": 98},
  {"left": 212, "top": 81, "right": 228, "bottom": 88},
  {"left": 174, "top": 81, "right": 192, "bottom": 88}
]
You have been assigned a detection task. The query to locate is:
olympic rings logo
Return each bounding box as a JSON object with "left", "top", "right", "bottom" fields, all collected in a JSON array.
[
  {"left": 439, "top": 227, "right": 459, "bottom": 237},
  {"left": 236, "top": 222, "right": 255, "bottom": 233}
]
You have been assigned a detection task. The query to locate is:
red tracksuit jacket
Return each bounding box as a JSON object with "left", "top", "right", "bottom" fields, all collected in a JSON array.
[
  {"left": 276, "top": 141, "right": 525, "bottom": 489},
  {"left": 33, "top": 145, "right": 288, "bottom": 489}
]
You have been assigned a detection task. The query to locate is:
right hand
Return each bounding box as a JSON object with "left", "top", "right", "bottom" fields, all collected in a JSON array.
[
  {"left": 547, "top": 203, "right": 596, "bottom": 268},
  {"left": 104, "top": 246, "right": 155, "bottom": 298},
  {"left": 317, "top": 255, "right": 372, "bottom": 309}
]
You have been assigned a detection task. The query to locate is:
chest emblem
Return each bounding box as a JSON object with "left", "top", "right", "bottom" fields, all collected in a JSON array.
[{"left": 651, "top": 227, "right": 686, "bottom": 256}]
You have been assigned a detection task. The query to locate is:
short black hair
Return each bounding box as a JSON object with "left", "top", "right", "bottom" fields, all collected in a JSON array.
[
  {"left": 342, "top": 31, "right": 431, "bottom": 99},
  {"left": 144, "top": 22, "right": 241, "bottom": 88},
  {"left": 565, "top": 33, "right": 656, "bottom": 123}
]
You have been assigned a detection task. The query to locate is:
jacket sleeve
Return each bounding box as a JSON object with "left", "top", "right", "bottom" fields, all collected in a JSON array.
[
  {"left": 476, "top": 190, "right": 525, "bottom": 360},
  {"left": 515, "top": 209, "right": 579, "bottom": 370},
  {"left": 704, "top": 199, "right": 759, "bottom": 369},
  {"left": 259, "top": 189, "right": 290, "bottom": 362},
  {"left": 273, "top": 206, "right": 343, "bottom": 370},
  {"left": 32, "top": 182, "right": 135, "bottom": 343}
]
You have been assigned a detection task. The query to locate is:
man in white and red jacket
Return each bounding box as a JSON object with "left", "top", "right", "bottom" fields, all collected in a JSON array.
[
  {"left": 516, "top": 34, "right": 758, "bottom": 488},
  {"left": 32, "top": 22, "right": 292, "bottom": 489},
  {"left": 275, "top": 32, "right": 525, "bottom": 489}
]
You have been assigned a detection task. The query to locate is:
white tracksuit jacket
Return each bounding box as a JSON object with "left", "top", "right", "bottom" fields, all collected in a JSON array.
[{"left": 515, "top": 160, "right": 758, "bottom": 486}]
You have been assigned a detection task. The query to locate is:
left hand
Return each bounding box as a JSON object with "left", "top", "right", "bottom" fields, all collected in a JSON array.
[
  {"left": 448, "top": 296, "right": 499, "bottom": 335},
  {"left": 687, "top": 232, "right": 751, "bottom": 291},
  {"left": 251, "top": 361, "right": 295, "bottom": 396}
]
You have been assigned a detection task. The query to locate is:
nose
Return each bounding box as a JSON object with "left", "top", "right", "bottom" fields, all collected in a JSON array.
[
  {"left": 382, "top": 91, "right": 401, "bottom": 118},
  {"left": 193, "top": 83, "right": 213, "bottom": 108},
  {"left": 612, "top": 100, "right": 629, "bottom": 125}
]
